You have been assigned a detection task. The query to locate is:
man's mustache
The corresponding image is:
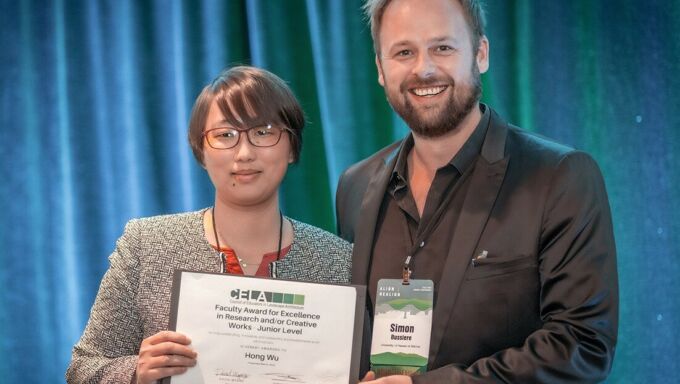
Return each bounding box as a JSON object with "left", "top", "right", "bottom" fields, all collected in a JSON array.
[{"left": 400, "top": 75, "right": 455, "bottom": 92}]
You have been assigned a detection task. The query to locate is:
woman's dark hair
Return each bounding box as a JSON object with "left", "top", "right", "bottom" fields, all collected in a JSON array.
[{"left": 188, "top": 66, "right": 305, "bottom": 165}]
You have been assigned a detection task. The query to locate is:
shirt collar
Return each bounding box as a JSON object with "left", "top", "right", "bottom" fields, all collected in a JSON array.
[
  {"left": 391, "top": 103, "right": 490, "bottom": 185},
  {"left": 453, "top": 103, "right": 489, "bottom": 173}
]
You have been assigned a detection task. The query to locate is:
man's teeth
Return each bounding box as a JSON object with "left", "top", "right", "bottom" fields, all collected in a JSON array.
[{"left": 412, "top": 86, "right": 447, "bottom": 96}]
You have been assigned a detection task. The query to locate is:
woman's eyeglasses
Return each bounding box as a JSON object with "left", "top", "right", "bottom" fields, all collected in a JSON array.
[{"left": 203, "top": 124, "right": 289, "bottom": 150}]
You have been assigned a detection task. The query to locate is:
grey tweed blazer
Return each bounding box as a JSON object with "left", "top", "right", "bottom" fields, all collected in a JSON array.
[{"left": 66, "top": 209, "right": 352, "bottom": 383}]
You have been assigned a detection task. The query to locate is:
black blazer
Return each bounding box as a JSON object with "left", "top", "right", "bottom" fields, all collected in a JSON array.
[{"left": 336, "top": 109, "right": 618, "bottom": 383}]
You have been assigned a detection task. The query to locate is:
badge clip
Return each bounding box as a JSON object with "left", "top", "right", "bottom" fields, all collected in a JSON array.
[{"left": 402, "top": 255, "right": 412, "bottom": 285}]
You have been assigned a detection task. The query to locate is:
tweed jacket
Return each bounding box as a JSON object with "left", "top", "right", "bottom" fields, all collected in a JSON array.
[{"left": 66, "top": 209, "right": 352, "bottom": 384}]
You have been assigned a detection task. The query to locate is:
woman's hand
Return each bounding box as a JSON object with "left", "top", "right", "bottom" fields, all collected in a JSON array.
[{"left": 135, "top": 331, "right": 197, "bottom": 384}]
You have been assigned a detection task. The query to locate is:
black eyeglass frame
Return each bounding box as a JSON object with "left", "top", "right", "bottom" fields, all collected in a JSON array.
[{"left": 202, "top": 123, "right": 292, "bottom": 150}]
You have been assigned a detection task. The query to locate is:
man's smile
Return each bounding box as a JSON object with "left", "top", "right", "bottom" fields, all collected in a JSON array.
[{"left": 410, "top": 85, "right": 449, "bottom": 97}]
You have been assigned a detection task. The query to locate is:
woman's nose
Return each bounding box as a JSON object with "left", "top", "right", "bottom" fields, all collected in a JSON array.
[{"left": 234, "top": 134, "right": 256, "bottom": 161}]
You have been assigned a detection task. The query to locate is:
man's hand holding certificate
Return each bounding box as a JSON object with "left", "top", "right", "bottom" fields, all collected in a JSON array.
[{"left": 164, "top": 271, "right": 364, "bottom": 384}]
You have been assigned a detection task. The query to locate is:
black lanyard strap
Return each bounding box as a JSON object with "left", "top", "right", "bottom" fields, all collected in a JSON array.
[{"left": 402, "top": 163, "right": 475, "bottom": 283}]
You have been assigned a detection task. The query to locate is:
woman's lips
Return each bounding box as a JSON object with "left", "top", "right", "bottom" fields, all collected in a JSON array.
[{"left": 231, "top": 169, "right": 261, "bottom": 183}]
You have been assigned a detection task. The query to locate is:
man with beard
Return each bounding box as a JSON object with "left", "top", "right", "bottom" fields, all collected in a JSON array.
[{"left": 335, "top": 0, "right": 618, "bottom": 383}]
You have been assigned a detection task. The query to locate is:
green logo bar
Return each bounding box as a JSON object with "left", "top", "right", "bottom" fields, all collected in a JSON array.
[{"left": 231, "top": 288, "right": 305, "bottom": 305}]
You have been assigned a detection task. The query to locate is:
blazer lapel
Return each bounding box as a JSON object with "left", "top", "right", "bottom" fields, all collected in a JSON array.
[
  {"left": 429, "top": 113, "right": 510, "bottom": 362},
  {"left": 351, "top": 147, "right": 401, "bottom": 286}
]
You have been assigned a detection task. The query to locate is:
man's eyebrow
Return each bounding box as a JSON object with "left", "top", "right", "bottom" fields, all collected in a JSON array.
[
  {"left": 429, "top": 36, "right": 459, "bottom": 44},
  {"left": 388, "top": 40, "right": 411, "bottom": 49},
  {"left": 385, "top": 36, "right": 459, "bottom": 51}
]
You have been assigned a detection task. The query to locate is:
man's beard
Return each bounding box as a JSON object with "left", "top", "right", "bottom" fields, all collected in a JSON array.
[{"left": 384, "top": 63, "right": 482, "bottom": 138}]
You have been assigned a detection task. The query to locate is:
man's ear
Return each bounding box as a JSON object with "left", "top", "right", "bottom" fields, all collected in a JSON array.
[
  {"left": 476, "top": 36, "right": 489, "bottom": 74},
  {"left": 375, "top": 55, "right": 385, "bottom": 86}
]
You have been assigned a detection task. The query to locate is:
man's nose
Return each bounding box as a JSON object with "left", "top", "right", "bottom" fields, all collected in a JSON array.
[{"left": 413, "top": 52, "right": 436, "bottom": 79}]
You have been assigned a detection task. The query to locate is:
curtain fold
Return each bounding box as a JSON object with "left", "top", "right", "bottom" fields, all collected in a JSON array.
[{"left": 1, "top": 0, "right": 678, "bottom": 382}]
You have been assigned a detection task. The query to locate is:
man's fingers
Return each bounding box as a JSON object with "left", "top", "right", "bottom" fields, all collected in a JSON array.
[{"left": 360, "top": 371, "right": 376, "bottom": 382}]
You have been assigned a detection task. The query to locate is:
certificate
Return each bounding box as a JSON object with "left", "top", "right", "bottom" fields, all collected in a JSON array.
[{"left": 162, "top": 271, "right": 365, "bottom": 384}]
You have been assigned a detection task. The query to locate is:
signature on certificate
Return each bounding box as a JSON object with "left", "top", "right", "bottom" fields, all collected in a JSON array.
[
  {"left": 263, "top": 373, "right": 306, "bottom": 383},
  {"left": 214, "top": 368, "right": 249, "bottom": 379}
]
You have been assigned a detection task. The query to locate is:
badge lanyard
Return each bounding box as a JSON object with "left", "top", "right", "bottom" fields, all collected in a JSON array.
[{"left": 401, "top": 168, "right": 469, "bottom": 285}]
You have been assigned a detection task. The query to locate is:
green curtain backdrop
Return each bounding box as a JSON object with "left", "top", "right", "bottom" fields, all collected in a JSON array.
[{"left": 1, "top": 0, "right": 678, "bottom": 382}]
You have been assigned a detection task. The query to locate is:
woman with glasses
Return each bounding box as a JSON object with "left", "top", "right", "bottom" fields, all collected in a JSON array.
[{"left": 67, "top": 66, "right": 352, "bottom": 384}]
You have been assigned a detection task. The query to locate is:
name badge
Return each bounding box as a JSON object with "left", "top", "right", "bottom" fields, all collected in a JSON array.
[{"left": 370, "top": 279, "right": 434, "bottom": 378}]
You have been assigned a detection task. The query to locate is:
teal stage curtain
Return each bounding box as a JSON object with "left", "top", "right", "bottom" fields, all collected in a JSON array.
[{"left": 1, "top": 0, "right": 678, "bottom": 382}]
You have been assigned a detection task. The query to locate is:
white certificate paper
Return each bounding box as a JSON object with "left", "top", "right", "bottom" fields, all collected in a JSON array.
[{"left": 163, "top": 271, "right": 364, "bottom": 384}]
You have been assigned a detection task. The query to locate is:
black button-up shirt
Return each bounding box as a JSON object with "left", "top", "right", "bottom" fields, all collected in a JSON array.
[{"left": 368, "top": 105, "right": 491, "bottom": 307}]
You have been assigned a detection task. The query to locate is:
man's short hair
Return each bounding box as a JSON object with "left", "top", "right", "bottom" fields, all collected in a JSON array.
[
  {"left": 188, "top": 66, "right": 304, "bottom": 165},
  {"left": 363, "top": 0, "right": 487, "bottom": 55}
]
